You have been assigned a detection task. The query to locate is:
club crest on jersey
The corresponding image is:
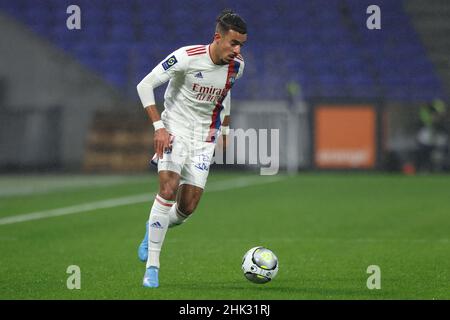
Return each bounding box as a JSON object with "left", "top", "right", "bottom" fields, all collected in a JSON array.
[{"left": 162, "top": 55, "right": 178, "bottom": 70}]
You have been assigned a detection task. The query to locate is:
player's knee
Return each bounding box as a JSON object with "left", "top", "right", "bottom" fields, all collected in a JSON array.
[{"left": 159, "top": 184, "right": 177, "bottom": 201}]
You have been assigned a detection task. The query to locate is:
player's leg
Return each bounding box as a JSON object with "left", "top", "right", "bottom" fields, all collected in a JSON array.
[
  {"left": 166, "top": 139, "right": 216, "bottom": 226},
  {"left": 141, "top": 136, "right": 187, "bottom": 288},
  {"left": 167, "top": 183, "right": 203, "bottom": 227},
  {"left": 138, "top": 170, "right": 179, "bottom": 261},
  {"left": 148, "top": 170, "right": 180, "bottom": 263},
  {"left": 142, "top": 170, "right": 180, "bottom": 288},
  {"left": 139, "top": 135, "right": 185, "bottom": 261}
]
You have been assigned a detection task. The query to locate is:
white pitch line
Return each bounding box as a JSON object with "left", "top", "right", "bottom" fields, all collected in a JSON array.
[
  {"left": 0, "top": 176, "right": 284, "bottom": 226},
  {"left": 0, "top": 194, "right": 151, "bottom": 226},
  {"left": 0, "top": 175, "right": 151, "bottom": 197}
]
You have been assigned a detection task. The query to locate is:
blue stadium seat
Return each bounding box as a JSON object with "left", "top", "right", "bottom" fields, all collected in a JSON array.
[{"left": 0, "top": 0, "right": 445, "bottom": 101}]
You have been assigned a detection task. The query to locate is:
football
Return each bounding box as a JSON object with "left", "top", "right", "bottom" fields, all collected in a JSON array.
[{"left": 242, "top": 246, "right": 279, "bottom": 284}]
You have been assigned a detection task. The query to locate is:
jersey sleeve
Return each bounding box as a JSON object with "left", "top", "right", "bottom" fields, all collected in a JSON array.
[{"left": 136, "top": 47, "right": 188, "bottom": 108}]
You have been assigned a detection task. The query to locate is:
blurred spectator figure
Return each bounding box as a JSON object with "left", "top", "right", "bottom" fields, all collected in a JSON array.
[
  {"left": 286, "top": 80, "right": 301, "bottom": 109},
  {"left": 416, "top": 99, "right": 448, "bottom": 172}
]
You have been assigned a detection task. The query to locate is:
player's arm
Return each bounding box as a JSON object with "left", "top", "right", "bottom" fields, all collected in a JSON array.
[
  {"left": 220, "top": 59, "right": 243, "bottom": 148},
  {"left": 137, "top": 71, "right": 170, "bottom": 159},
  {"left": 221, "top": 115, "right": 230, "bottom": 148},
  {"left": 220, "top": 93, "right": 231, "bottom": 149},
  {"left": 145, "top": 105, "right": 170, "bottom": 159},
  {"left": 136, "top": 49, "right": 186, "bottom": 158}
]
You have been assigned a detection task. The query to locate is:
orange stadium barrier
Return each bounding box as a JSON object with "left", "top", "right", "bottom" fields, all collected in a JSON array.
[{"left": 314, "top": 105, "right": 376, "bottom": 169}]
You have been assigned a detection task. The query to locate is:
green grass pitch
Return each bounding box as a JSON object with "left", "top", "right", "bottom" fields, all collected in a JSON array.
[{"left": 0, "top": 172, "right": 449, "bottom": 299}]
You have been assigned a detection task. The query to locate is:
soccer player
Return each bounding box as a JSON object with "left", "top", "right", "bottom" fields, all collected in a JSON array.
[{"left": 136, "top": 9, "right": 247, "bottom": 288}]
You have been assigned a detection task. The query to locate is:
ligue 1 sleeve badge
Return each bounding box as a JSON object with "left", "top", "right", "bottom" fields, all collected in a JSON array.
[{"left": 162, "top": 55, "right": 178, "bottom": 70}]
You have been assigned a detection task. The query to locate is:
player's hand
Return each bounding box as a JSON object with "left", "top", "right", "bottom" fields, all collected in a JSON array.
[{"left": 154, "top": 128, "right": 171, "bottom": 159}]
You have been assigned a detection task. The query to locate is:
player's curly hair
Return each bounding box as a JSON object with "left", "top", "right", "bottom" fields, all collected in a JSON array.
[{"left": 216, "top": 9, "right": 247, "bottom": 35}]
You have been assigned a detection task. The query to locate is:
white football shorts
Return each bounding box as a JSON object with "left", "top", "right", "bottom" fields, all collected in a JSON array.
[{"left": 155, "top": 135, "right": 216, "bottom": 189}]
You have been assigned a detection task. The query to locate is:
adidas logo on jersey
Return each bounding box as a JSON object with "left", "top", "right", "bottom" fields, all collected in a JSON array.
[
  {"left": 150, "top": 221, "right": 163, "bottom": 229},
  {"left": 194, "top": 72, "right": 203, "bottom": 78}
]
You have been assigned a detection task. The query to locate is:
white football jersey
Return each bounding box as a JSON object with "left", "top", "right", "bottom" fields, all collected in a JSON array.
[{"left": 137, "top": 44, "right": 245, "bottom": 142}]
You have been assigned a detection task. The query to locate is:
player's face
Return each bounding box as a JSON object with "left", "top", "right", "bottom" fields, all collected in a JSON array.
[{"left": 215, "top": 29, "right": 247, "bottom": 64}]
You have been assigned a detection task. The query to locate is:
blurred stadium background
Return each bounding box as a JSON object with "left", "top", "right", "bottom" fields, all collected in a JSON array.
[
  {"left": 0, "top": 0, "right": 449, "bottom": 299},
  {"left": 0, "top": 0, "right": 448, "bottom": 173}
]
